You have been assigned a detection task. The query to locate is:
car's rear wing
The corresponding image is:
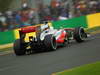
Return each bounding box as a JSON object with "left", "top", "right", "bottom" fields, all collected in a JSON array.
[{"left": 19, "top": 26, "right": 37, "bottom": 34}]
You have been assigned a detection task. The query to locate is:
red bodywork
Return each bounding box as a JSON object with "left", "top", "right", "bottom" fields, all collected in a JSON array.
[
  {"left": 56, "top": 28, "right": 75, "bottom": 43},
  {"left": 64, "top": 28, "right": 74, "bottom": 31},
  {"left": 56, "top": 30, "right": 68, "bottom": 43}
]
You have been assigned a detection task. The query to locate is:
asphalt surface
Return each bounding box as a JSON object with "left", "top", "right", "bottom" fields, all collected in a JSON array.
[{"left": 0, "top": 34, "right": 100, "bottom": 75}]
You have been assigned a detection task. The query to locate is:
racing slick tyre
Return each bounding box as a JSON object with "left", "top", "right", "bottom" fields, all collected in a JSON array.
[
  {"left": 44, "top": 34, "right": 57, "bottom": 51},
  {"left": 13, "top": 39, "right": 26, "bottom": 56},
  {"left": 74, "top": 27, "right": 87, "bottom": 43}
]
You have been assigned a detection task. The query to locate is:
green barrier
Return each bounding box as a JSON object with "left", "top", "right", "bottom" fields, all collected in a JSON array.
[
  {"left": 0, "top": 30, "right": 15, "bottom": 45},
  {"left": 52, "top": 16, "right": 88, "bottom": 29}
]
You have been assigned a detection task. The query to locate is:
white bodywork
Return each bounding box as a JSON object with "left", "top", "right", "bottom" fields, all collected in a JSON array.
[
  {"left": 40, "top": 29, "right": 65, "bottom": 41},
  {"left": 37, "top": 24, "right": 66, "bottom": 41}
]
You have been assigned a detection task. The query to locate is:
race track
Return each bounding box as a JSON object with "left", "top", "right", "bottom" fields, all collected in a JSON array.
[{"left": 0, "top": 34, "right": 100, "bottom": 75}]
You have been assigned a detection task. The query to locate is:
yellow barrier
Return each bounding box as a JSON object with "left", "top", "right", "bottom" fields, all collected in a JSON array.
[{"left": 87, "top": 13, "right": 100, "bottom": 28}]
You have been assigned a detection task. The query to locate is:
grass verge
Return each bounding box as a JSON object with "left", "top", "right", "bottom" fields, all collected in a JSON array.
[{"left": 54, "top": 61, "right": 100, "bottom": 75}]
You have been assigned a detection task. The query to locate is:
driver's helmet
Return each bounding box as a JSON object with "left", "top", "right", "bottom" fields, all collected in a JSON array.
[{"left": 41, "top": 23, "right": 49, "bottom": 31}]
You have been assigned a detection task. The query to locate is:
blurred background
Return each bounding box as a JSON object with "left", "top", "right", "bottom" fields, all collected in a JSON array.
[{"left": 0, "top": 0, "right": 100, "bottom": 32}]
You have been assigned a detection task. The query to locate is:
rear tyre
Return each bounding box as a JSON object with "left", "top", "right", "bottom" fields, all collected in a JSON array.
[
  {"left": 13, "top": 39, "right": 26, "bottom": 56},
  {"left": 44, "top": 34, "right": 57, "bottom": 51},
  {"left": 74, "top": 27, "right": 87, "bottom": 43}
]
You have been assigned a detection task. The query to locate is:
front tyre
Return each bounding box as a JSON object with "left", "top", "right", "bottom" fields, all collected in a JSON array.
[
  {"left": 44, "top": 34, "right": 57, "bottom": 51},
  {"left": 74, "top": 27, "right": 87, "bottom": 43},
  {"left": 13, "top": 39, "right": 26, "bottom": 56}
]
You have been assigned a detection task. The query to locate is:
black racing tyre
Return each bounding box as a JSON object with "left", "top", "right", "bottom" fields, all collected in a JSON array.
[
  {"left": 44, "top": 34, "right": 57, "bottom": 51},
  {"left": 31, "top": 43, "right": 41, "bottom": 52},
  {"left": 74, "top": 27, "right": 87, "bottom": 43},
  {"left": 13, "top": 39, "right": 26, "bottom": 56}
]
